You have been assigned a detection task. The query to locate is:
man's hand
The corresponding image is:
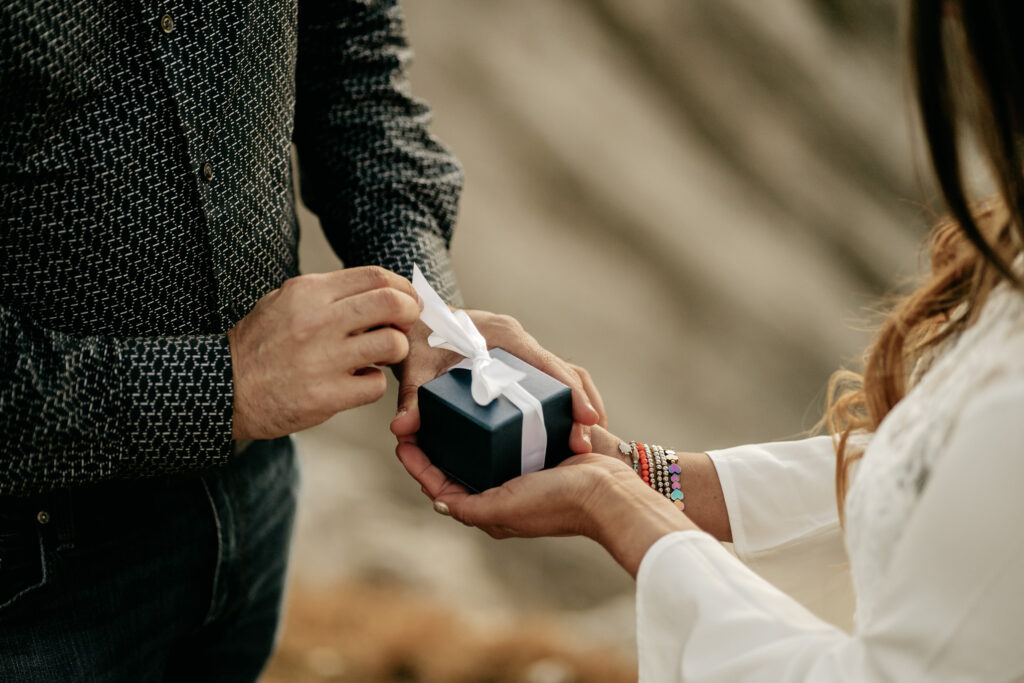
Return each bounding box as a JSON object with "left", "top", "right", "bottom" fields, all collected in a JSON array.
[
  {"left": 390, "top": 309, "right": 608, "bottom": 453},
  {"left": 229, "top": 266, "right": 422, "bottom": 441}
]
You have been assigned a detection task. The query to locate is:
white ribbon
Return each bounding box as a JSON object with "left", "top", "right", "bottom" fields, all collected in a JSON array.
[{"left": 411, "top": 265, "right": 548, "bottom": 475}]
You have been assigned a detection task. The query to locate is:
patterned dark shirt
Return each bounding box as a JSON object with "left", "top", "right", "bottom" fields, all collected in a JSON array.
[{"left": 0, "top": 0, "right": 463, "bottom": 496}]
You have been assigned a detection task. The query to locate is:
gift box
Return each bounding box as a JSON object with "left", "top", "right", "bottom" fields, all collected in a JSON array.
[{"left": 417, "top": 347, "right": 574, "bottom": 493}]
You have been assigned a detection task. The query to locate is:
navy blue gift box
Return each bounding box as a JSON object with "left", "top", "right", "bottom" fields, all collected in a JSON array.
[{"left": 417, "top": 348, "right": 574, "bottom": 493}]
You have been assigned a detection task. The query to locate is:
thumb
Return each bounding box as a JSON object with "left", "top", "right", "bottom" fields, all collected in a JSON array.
[
  {"left": 397, "top": 379, "right": 419, "bottom": 416},
  {"left": 568, "top": 422, "right": 593, "bottom": 454},
  {"left": 391, "top": 380, "right": 421, "bottom": 439}
]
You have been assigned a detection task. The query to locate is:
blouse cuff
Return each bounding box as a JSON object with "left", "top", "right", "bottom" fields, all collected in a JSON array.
[
  {"left": 706, "top": 445, "right": 753, "bottom": 560},
  {"left": 637, "top": 529, "right": 716, "bottom": 586},
  {"left": 705, "top": 436, "right": 842, "bottom": 563}
]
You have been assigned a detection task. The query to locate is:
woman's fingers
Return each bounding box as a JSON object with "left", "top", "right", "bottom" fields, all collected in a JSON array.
[
  {"left": 396, "top": 443, "right": 468, "bottom": 501},
  {"left": 532, "top": 355, "right": 601, "bottom": 427},
  {"left": 569, "top": 422, "right": 593, "bottom": 454},
  {"left": 585, "top": 424, "right": 629, "bottom": 462},
  {"left": 436, "top": 461, "right": 605, "bottom": 537},
  {"left": 467, "top": 311, "right": 602, "bottom": 427},
  {"left": 398, "top": 446, "right": 626, "bottom": 541},
  {"left": 395, "top": 442, "right": 442, "bottom": 494},
  {"left": 390, "top": 409, "right": 420, "bottom": 443},
  {"left": 569, "top": 363, "right": 607, "bottom": 429},
  {"left": 396, "top": 442, "right": 540, "bottom": 532},
  {"left": 435, "top": 486, "right": 504, "bottom": 530},
  {"left": 546, "top": 359, "right": 601, "bottom": 427}
]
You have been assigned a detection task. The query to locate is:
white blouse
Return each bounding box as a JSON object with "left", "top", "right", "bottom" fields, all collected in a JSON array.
[{"left": 636, "top": 281, "right": 1024, "bottom": 682}]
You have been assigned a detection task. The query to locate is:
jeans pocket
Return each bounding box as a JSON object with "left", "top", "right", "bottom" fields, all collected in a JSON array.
[{"left": 0, "top": 513, "right": 46, "bottom": 611}]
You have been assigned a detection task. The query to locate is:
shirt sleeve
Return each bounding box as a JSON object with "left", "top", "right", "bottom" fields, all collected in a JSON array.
[
  {"left": 635, "top": 384, "right": 1024, "bottom": 682},
  {"left": 293, "top": 0, "right": 463, "bottom": 304},
  {"left": 0, "top": 304, "right": 234, "bottom": 496}
]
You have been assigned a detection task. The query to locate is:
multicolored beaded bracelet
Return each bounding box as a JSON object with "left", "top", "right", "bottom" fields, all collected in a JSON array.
[{"left": 620, "top": 441, "right": 685, "bottom": 511}]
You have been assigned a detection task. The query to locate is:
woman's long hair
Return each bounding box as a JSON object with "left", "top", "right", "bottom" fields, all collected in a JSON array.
[{"left": 826, "top": 0, "right": 1024, "bottom": 517}]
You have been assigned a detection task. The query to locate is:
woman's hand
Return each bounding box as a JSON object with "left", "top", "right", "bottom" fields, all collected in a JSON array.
[
  {"left": 587, "top": 424, "right": 632, "bottom": 465},
  {"left": 390, "top": 309, "right": 607, "bottom": 455},
  {"left": 396, "top": 442, "right": 625, "bottom": 539},
  {"left": 396, "top": 441, "right": 698, "bottom": 576},
  {"left": 582, "top": 427, "right": 733, "bottom": 543}
]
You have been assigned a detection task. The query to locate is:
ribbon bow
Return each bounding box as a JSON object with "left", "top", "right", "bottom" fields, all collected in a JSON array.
[{"left": 411, "top": 265, "right": 548, "bottom": 475}]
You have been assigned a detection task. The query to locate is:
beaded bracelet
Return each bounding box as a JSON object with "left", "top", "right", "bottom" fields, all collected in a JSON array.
[{"left": 619, "top": 441, "right": 684, "bottom": 511}]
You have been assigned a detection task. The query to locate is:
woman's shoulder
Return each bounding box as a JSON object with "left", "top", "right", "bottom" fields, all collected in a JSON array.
[
  {"left": 925, "top": 282, "right": 1024, "bottom": 394},
  {"left": 859, "top": 280, "right": 1024, "bottom": 508},
  {"left": 911, "top": 282, "right": 1024, "bottom": 452},
  {"left": 963, "top": 282, "right": 1024, "bottom": 372},
  {"left": 845, "top": 284, "right": 1024, "bottom": 613}
]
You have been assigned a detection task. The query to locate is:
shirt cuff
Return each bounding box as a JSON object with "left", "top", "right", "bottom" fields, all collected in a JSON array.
[{"left": 117, "top": 332, "right": 234, "bottom": 475}]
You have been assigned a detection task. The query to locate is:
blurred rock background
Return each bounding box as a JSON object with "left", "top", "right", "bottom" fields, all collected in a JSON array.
[{"left": 265, "top": 1, "right": 934, "bottom": 680}]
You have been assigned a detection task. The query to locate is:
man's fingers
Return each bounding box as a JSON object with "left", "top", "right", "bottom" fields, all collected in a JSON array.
[
  {"left": 278, "top": 267, "right": 418, "bottom": 307},
  {"left": 334, "top": 287, "right": 421, "bottom": 334},
  {"left": 343, "top": 327, "right": 410, "bottom": 370},
  {"left": 319, "top": 265, "right": 419, "bottom": 303},
  {"left": 324, "top": 367, "right": 388, "bottom": 409}
]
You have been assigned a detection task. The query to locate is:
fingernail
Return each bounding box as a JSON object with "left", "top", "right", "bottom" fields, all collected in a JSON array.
[
  {"left": 433, "top": 500, "right": 451, "bottom": 516},
  {"left": 582, "top": 432, "right": 591, "bottom": 444},
  {"left": 586, "top": 401, "right": 596, "bottom": 413}
]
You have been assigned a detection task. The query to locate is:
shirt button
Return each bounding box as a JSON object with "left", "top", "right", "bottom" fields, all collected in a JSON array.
[
  {"left": 36, "top": 510, "right": 51, "bottom": 525},
  {"left": 160, "top": 14, "right": 175, "bottom": 34},
  {"left": 201, "top": 162, "right": 214, "bottom": 182}
]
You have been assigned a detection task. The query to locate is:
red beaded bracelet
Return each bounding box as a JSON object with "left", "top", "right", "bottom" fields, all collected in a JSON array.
[{"left": 621, "top": 441, "right": 684, "bottom": 511}]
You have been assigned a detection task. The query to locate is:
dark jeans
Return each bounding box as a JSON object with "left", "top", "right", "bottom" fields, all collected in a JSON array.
[{"left": 0, "top": 437, "right": 299, "bottom": 682}]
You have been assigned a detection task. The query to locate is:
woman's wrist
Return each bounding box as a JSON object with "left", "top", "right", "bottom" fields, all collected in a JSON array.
[
  {"left": 594, "top": 427, "right": 733, "bottom": 544},
  {"left": 584, "top": 468, "right": 698, "bottom": 578}
]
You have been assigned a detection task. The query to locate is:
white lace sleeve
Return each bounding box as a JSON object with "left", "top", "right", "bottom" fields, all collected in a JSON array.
[{"left": 636, "top": 382, "right": 1024, "bottom": 682}]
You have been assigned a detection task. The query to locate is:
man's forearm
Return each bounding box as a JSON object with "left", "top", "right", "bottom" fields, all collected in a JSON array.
[{"left": 293, "top": 0, "right": 463, "bottom": 304}]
